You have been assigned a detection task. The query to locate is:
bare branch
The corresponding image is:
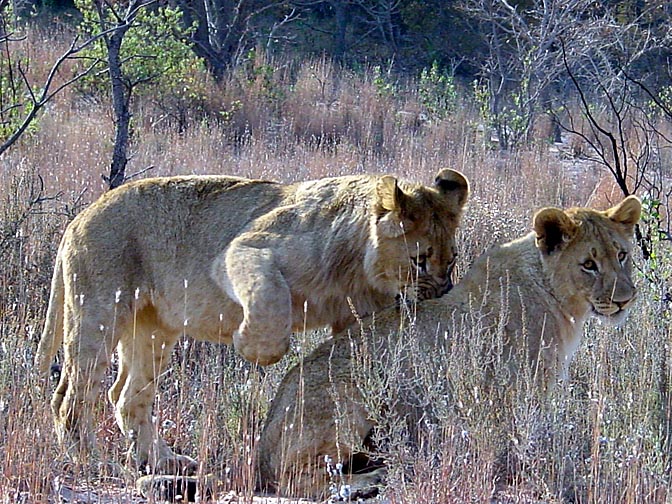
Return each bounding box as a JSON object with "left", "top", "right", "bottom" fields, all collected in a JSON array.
[
  {"left": 559, "top": 39, "right": 630, "bottom": 196},
  {"left": 266, "top": 8, "right": 300, "bottom": 51},
  {"left": 0, "top": 173, "right": 63, "bottom": 259},
  {"left": 123, "top": 164, "right": 155, "bottom": 181},
  {"left": 0, "top": 19, "right": 151, "bottom": 156}
]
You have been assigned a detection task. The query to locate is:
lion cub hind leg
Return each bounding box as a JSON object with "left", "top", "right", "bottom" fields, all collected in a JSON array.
[
  {"left": 111, "top": 320, "right": 196, "bottom": 475},
  {"left": 221, "top": 244, "right": 292, "bottom": 365},
  {"left": 51, "top": 305, "right": 121, "bottom": 466},
  {"left": 323, "top": 451, "right": 386, "bottom": 501},
  {"left": 342, "top": 467, "right": 387, "bottom": 501},
  {"left": 273, "top": 453, "right": 385, "bottom": 500}
]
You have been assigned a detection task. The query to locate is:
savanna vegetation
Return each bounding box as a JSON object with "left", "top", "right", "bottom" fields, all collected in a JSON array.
[{"left": 1, "top": 0, "right": 671, "bottom": 502}]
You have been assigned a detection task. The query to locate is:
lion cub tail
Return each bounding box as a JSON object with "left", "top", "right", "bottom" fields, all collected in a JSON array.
[{"left": 35, "top": 253, "right": 65, "bottom": 377}]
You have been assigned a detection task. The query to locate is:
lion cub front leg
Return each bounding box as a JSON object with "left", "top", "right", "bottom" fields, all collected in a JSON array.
[
  {"left": 221, "top": 244, "right": 292, "bottom": 366},
  {"left": 110, "top": 329, "right": 197, "bottom": 475}
]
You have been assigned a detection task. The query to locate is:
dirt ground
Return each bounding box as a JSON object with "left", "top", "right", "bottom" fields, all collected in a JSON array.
[{"left": 51, "top": 476, "right": 321, "bottom": 504}]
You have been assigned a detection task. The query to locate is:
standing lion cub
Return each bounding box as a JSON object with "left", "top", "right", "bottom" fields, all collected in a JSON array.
[
  {"left": 258, "top": 196, "right": 641, "bottom": 498},
  {"left": 36, "top": 170, "right": 469, "bottom": 474}
]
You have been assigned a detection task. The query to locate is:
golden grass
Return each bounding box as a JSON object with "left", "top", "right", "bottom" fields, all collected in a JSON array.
[{"left": 0, "top": 31, "right": 670, "bottom": 503}]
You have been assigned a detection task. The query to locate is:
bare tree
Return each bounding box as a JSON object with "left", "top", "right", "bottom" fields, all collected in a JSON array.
[
  {"left": 560, "top": 51, "right": 644, "bottom": 197},
  {"left": 0, "top": 174, "right": 62, "bottom": 259},
  {"left": 87, "top": 0, "right": 157, "bottom": 189},
  {"left": 0, "top": 14, "right": 105, "bottom": 156},
  {"left": 354, "top": 0, "right": 403, "bottom": 58},
  {"left": 555, "top": 38, "right": 672, "bottom": 259},
  {"left": 174, "top": 0, "right": 292, "bottom": 79},
  {"left": 464, "top": 0, "right": 627, "bottom": 150}
]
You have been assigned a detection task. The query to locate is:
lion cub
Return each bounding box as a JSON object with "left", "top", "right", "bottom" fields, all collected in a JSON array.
[
  {"left": 36, "top": 170, "right": 469, "bottom": 474},
  {"left": 258, "top": 196, "right": 642, "bottom": 498}
]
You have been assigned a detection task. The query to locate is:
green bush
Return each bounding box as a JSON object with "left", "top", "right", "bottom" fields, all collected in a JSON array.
[
  {"left": 419, "top": 61, "right": 457, "bottom": 120},
  {"left": 75, "top": 3, "right": 208, "bottom": 127}
]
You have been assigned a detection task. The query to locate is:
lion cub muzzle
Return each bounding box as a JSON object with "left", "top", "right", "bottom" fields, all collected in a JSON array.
[
  {"left": 590, "top": 273, "right": 637, "bottom": 321},
  {"left": 591, "top": 290, "right": 637, "bottom": 320}
]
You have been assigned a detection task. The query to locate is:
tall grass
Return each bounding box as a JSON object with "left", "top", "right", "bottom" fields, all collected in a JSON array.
[
  {"left": 0, "top": 29, "right": 670, "bottom": 503},
  {"left": 341, "top": 276, "right": 672, "bottom": 503}
]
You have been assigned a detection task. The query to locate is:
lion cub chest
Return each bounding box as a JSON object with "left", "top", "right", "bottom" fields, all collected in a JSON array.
[{"left": 289, "top": 286, "right": 388, "bottom": 333}]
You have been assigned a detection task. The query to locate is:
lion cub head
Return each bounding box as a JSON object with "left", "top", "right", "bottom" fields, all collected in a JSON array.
[
  {"left": 534, "top": 195, "right": 641, "bottom": 324},
  {"left": 366, "top": 169, "right": 469, "bottom": 298}
]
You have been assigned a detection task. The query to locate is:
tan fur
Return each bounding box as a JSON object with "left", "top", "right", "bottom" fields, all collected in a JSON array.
[
  {"left": 258, "top": 196, "right": 642, "bottom": 498},
  {"left": 35, "top": 170, "right": 469, "bottom": 473}
]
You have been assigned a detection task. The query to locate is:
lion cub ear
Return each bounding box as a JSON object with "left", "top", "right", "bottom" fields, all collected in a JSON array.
[
  {"left": 376, "top": 176, "right": 411, "bottom": 238},
  {"left": 377, "top": 176, "right": 405, "bottom": 213},
  {"left": 434, "top": 169, "right": 469, "bottom": 209},
  {"left": 606, "top": 195, "right": 641, "bottom": 233},
  {"left": 534, "top": 207, "right": 579, "bottom": 255}
]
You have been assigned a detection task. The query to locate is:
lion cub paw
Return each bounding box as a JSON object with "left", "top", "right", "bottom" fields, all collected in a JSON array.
[
  {"left": 328, "top": 467, "right": 386, "bottom": 502},
  {"left": 136, "top": 473, "right": 217, "bottom": 502},
  {"left": 150, "top": 453, "right": 199, "bottom": 476},
  {"left": 233, "top": 328, "right": 290, "bottom": 366}
]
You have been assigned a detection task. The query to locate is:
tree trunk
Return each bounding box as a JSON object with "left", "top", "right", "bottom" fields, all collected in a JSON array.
[
  {"left": 10, "top": 0, "right": 32, "bottom": 20},
  {"left": 174, "top": 0, "right": 240, "bottom": 80},
  {"left": 105, "top": 27, "right": 131, "bottom": 189},
  {"left": 332, "top": 1, "right": 348, "bottom": 61}
]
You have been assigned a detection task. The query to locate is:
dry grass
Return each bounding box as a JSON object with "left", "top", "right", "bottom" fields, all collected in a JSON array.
[
  {"left": 350, "top": 288, "right": 672, "bottom": 503},
  {"left": 0, "top": 30, "right": 670, "bottom": 504}
]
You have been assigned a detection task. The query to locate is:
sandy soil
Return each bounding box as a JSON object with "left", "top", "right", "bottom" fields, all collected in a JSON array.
[{"left": 52, "top": 476, "right": 321, "bottom": 504}]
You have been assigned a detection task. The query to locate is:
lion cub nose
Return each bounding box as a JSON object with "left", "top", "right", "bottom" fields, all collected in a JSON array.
[{"left": 611, "top": 279, "right": 636, "bottom": 307}]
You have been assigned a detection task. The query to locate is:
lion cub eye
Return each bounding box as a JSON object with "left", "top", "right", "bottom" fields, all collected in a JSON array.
[
  {"left": 581, "top": 259, "right": 598, "bottom": 273},
  {"left": 618, "top": 250, "right": 627, "bottom": 263}
]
